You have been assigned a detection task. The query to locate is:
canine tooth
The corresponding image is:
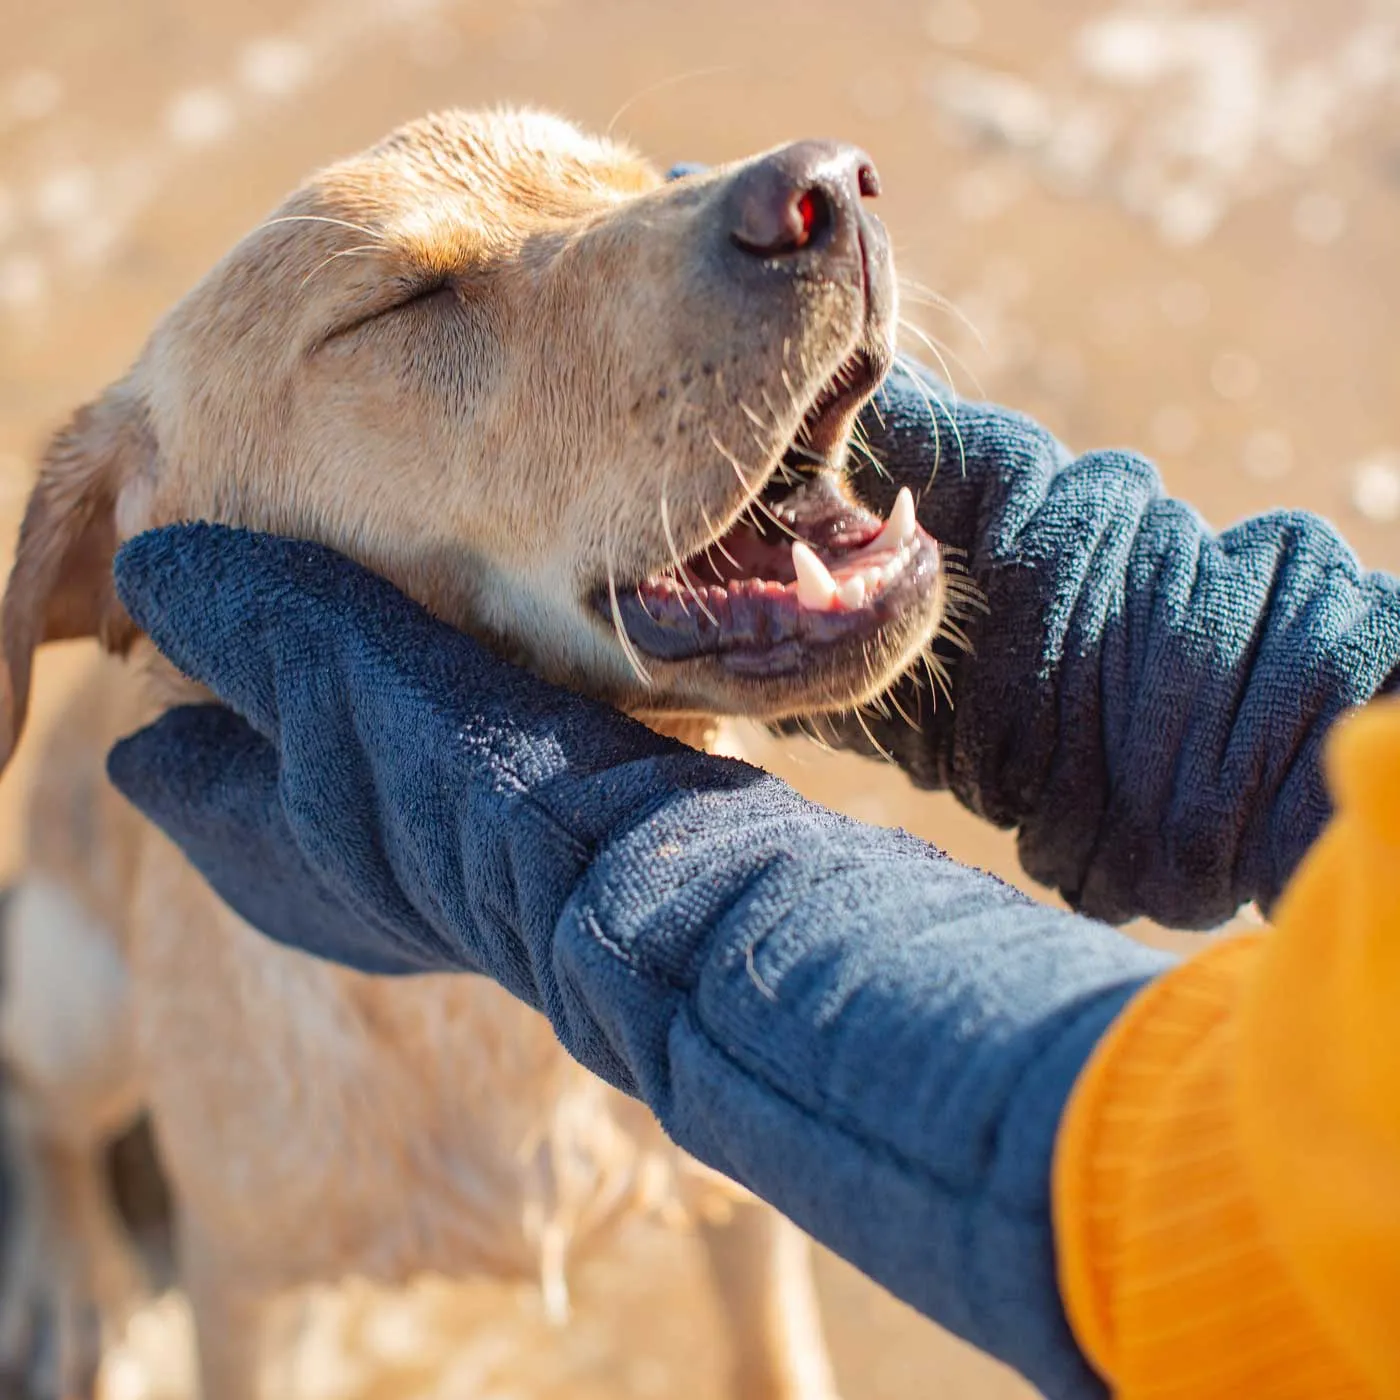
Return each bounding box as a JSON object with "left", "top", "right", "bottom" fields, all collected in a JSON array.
[
  {"left": 792, "top": 540, "right": 838, "bottom": 610},
  {"left": 836, "top": 574, "right": 867, "bottom": 609},
  {"left": 895, "top": 486, "right": 917, "bottom": 540},
  {"left": 870, "top": 485, "right": 916, "bottom": 554}
]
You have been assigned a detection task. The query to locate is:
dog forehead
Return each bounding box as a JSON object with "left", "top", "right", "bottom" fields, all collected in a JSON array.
[{"left": 314, "top": 108, "right": 658, "bottom": 241}]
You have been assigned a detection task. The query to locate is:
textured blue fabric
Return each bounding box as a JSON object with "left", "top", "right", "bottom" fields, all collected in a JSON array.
[
  {"left": 805, "top": 364, "right": 1400, "bottom": 926},
  {"left": 107, "top": 523, "right": 1166, "bottom": 1400},
  {"left": 101, "top": 368, "right": 1400, "bottom": 1397}
]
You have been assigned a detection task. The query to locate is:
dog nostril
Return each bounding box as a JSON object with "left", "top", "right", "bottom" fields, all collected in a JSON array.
[
  {"left": 732, "top": 183, "right": 834, "bottom": 258},
  {"left": 857, "top": 162, "right": 881, "bottom": 199},
  {"left": 793, "top": 186, "right": 832, "bottom": 248}
]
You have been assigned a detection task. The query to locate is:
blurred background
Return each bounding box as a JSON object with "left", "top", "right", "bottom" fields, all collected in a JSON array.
[{"left": 1, "top": 0, "right": 1398, "bottom": 1396}]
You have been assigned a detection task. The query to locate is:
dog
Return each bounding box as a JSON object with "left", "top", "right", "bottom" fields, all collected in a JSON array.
[{"left": 0, "top": 108, "right": 946, "bottom": 1399}]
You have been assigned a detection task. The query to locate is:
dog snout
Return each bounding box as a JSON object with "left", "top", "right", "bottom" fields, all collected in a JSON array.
[{"left": 727, "top": 141, "right": 881, "bottom": 261}]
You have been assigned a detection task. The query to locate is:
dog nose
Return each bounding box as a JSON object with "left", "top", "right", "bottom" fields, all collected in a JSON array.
[{"left": 728, "top": 141, "right": 880, "bottom": 259}]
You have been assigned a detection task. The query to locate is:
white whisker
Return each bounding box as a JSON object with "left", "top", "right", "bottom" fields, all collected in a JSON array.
[
  {"left": 606, "top": 65, "right": 733, "bottom": 139},
  {"left": 698, "top": 501, "right": 744, "bottom": 572},
  {"left": 659, "top": 474, "right": 717, "bottom": 626},
  {"left": 261, "top": 213, "right": 387, "bottom": 242},
  {"left": 886, "top": 684, "right": 918, "bottom": 731},
  {"left": 853, "top": 705, "right": 896, "bottom": 764},
  {"left": 779, "top": 368, "right": 804, "bottom": 420},
  {"left": 708, "top": 430, "right": 804, "bottom": 543},
  {"left": 739, "top": 400, "right": 769, "bottom": 432},
  {"left": 605, "top": 538, "right": 653, "bottom": 687},
  {"left": 897, "top": 276, "right": 987, "bottom": 350},
  {"left": 759, "top": 386, "right": 788, "bottom": 431},
  {"left": 894, "top": 351, "right": 973, "bottom": 490},
  {"left": 898, "top": 314, "right": 986, "bottom": 403},
  {"left": 938, "top": 617, "right": 975, "bottom": 654},
  {"left": 787, "top": 714, "right": 836, "bottom": 754},
  {"left": 299, "top": 244, "right": 384, "bottom": 290},
  {"left": 848, "top": 417, "right": 890, "bottom": 481},
  {"left": 920, "top": 648, "right": 955, "bottom": 710},
  {"left": 891, "top": 352, "right": 947, "bottom": 490}
]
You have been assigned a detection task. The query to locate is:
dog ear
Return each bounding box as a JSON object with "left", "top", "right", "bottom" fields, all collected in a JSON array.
[{"left": 0, "top": 389, "right": 150, "bottom": 773}]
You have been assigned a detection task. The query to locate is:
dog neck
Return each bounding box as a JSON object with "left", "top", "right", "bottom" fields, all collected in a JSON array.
[{"left": 634, "top": 713, "right": 725, "bottom": 753}]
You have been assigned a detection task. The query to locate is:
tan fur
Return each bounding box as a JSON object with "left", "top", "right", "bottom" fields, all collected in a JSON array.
[{"left": 0, "top": 109, "right": 936, "bottom": 1398}]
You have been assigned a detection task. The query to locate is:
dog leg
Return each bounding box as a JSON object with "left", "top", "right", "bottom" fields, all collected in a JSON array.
[
  {"left": 179, "top": 1223, "right": 264, "bottom": 1400},
  {"left": 0, "top": 881, "right": 146, "bottom": 1398},
  {"left": 0, "top": 1108, "right": 127, "bottom": 1400},
  {"left": 699, "top": 1199, "right": 841, "bottom": 1400}
]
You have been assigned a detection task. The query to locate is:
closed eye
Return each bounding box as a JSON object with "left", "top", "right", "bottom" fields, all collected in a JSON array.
[{"left": 317, "top": 278, "right": 455, "bottom": 348}]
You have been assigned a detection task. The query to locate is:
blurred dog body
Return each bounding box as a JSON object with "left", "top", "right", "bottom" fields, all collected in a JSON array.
[{"left": 0, "top": 109, "right": 942, "bottom": 1399}]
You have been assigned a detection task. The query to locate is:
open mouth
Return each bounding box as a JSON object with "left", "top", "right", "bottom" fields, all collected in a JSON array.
[{"left": 598, "top": 355, "right": 941, "bottom": 681}]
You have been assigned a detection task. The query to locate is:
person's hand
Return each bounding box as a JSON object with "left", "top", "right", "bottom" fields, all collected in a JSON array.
[
  {"left": 838, "top": 361, "right": 1400, "bottom": 927},
  {"left": 107, "top": 523, "right": 1169, "bottom": 1399},
  {"left": 105, "top": 524, "right": 746, "bottom": 986}
]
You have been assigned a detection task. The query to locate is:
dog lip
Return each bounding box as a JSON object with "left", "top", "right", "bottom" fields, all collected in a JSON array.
[
  {"left": 599, "top": 529, "right": 941, "bottom": 673},
  {"left": 590, "top": 473, "right": 941, "bottom": 675}
]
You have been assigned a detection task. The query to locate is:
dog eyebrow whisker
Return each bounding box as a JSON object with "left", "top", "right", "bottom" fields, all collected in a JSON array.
[
  {"left": 604, "top": 63, "right": 734, "bottom": 140},
  {"left": 298, "top": 244, "right": 387, "bottom": 292},
  {"left": 260, "top": 213, "right": 388, "bottom": 242}
]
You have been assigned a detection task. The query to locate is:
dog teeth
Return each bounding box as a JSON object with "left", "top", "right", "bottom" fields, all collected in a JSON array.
[
  {"left": 792, "top": 540, "right": 838, "bottom": 610},
  {"left": 871, "top": 486, "right": 917, "bottom": 552},
  {"left": 835, "top": 574, "right": 867, "bottom": 609},
  {"left": 892, "top": 486, "right": 917, "bottom": 541},
  {"left": 793, "top": 499, "right": 919, "bottom": 611}
]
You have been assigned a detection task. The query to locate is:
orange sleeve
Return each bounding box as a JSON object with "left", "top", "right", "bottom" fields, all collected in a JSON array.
[{"left": 1052, "top": 697, "right": 1400, "bottom": 1399}]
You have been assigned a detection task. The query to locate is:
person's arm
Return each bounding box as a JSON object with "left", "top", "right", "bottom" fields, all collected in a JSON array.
[
  {"left": 108, "top": 527, "right": 1400, "bottom": 1399},
  {"left": 839, "top": 364, "right": 1400, "bottom": 928},
  {"left": 1053, "top": 696, "right": 1400, "bottom": 1398},
  {"left": 107, "top": 524, "right": 1171, "bottom": 1400}
]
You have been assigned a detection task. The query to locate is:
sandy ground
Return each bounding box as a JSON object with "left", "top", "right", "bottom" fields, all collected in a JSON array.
[{"left": 1, "top": 0, "right": 1398, "bottom": 1395}]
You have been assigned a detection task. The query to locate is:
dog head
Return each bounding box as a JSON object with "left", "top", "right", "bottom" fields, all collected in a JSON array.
[{"left": 0, "top": 108, "right": 944, "bottom": 767}]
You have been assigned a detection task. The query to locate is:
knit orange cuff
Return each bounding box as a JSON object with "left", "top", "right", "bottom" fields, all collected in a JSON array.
[{"left": 1052, "top": 935, "right": 1368, "bottom": 1399}]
